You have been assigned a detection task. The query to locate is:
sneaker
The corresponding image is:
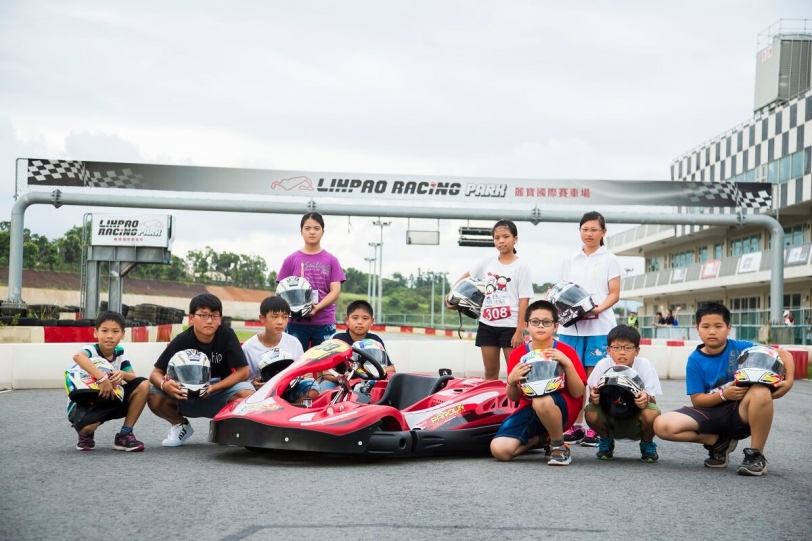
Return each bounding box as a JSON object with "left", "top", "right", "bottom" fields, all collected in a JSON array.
[
  {"left": 580, "top": 429, "right": 599, "bottom": 447},
  {"left": 703, "top": 436, "right": 738, "bottom": 468},
  {"left": 547, "top": 443, "right": 572, "bottom": 466},
  {"left": 596, "top": 437, "right": 615, "bottom": 460},
  {"left": 563, "top": 426, "right": 585, "bottom": 444},
  {"left": 640, "top": 440, "right": 659, "bottom": 463},
  {"left": 737, "top": 448, "right": 768, "bottom": 476},
  {"left": 532, "top": 435, "right": 552, "bottom": 457},
  {"left": 113, "top": 431, "right": 145, "bottom": 452},
  {"left": 162, "top": 421, "right": 194, "bottom": 447},
  {"left": 76, "top": 433, "right": 95, "bottom": 451}
]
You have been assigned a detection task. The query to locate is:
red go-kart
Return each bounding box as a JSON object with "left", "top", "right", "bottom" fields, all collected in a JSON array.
[{"left": 208, "top": 339, "right": 516, "bottom": 456}]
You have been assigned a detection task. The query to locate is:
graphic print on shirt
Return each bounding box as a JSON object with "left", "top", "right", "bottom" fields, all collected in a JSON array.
[{"left": 481, "top": 273, "right": 512, "bottom": 323}]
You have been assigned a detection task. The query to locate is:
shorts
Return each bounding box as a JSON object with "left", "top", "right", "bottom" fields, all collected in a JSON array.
[
  {"left": 585, "top": 403, "right": 661, "bottom": 440},
  {"left": 493, "top": 394, "right": 569, "bottom": 445},
  {"left": 284, "top": 378, "right": 320, "bottom": 402},
  {"left": 674, "top": 401, "right": 751, "bottom": 440},
  {"left": 286, "top": 323, "right": 337, "bottom": 351},
  {"left": 557, "top": 334, "right": 607, "bottom": 367},
  {"left": 475, "top": 322, "right": 515, "bottom": 348},
  {"left": 68, "top": 377, "right": 148, "bottom": 430},
  {"left": 150, "top": 378, "right": 255, "bottom": 419}
]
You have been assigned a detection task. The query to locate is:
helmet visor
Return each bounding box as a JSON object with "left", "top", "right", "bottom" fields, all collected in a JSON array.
[
  {"left": 552, "top": 283, "right": 591, "bottom": 306},
  {"left": 524, "top": 360, "right": 563, "bottom": 382},
  {"left": 278, "top": 289, "right": 310, "bottom": 309},
  {"left": 738, "top": 349, "right": 783, "bottom": 373},
  {"left": 170, "top": 364, "right": 211, "bottom": 386}
]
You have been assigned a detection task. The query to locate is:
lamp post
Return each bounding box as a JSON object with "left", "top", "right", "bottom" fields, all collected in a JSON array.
[
  {"left": 372, "top": 220, "right": 391, "bottom": 319},
  {"left": 428, "top": 271, "right": 436, "bottom": 328},
  {"left": 368, "top": 242, "right": 380, "bottom": 311},
  {"left": 364, "top": 257, "right": 376, "bottom": 304},
  {"left": 624, "top": 267, "right": 634, "bottom": 321},
  {"left": 439, "top": 272, "right": 449, "bottom": 327}
]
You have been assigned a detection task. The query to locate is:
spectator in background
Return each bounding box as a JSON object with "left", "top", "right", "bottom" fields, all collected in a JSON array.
[
  {"left": 627, "top": 311, "right": 639, "bottom": 329},
  {"left": 783, "top": 310, "right": 795, "bottom": 326},
  {"left": 654, "top": 312, "right": 666, "bottom": 327},
  {"left": 663, "top": 307, "right": 681, "bottom": 326}
]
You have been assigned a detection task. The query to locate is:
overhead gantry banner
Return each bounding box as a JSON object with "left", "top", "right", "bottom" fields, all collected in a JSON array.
[{"left": 23, "top": 158, "right": 771, "bottom": 209}]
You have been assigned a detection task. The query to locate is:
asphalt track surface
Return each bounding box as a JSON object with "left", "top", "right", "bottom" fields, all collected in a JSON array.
[{"left": 1, "top": 380, "right": 811, "bottom": 541}]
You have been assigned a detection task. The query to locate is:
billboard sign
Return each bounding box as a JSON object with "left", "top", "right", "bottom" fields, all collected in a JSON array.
[{"left": 90, "top": 214, "right": 172, "bottom": 247}]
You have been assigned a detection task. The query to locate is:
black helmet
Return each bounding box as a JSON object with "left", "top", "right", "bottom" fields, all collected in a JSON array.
[
  {"left": 446, "top": 278, "right": 486, "bottom": 319},
  {"left": 597, "top": 365, "right": 645, "bottom": 419},
  {"left": 733, "top": 346, "right": 786, "bottom": 391},
  {"left": 548, "top": 281, "right": 596, "bottom": 328}
]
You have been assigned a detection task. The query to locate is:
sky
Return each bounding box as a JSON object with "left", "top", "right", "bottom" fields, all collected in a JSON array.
[{"left": 1, "top": 1, "right": 809, "bottom": 293}]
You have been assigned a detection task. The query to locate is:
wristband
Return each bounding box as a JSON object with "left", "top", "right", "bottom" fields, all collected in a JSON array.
[
  {"left": 96, "top": 373, "right": 109, "bottom": 384},
  {"left": 718, "top": 387, "right": 727, "bottom": 402}
]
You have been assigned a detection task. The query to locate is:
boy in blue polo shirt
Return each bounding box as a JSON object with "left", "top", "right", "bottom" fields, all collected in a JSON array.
[{"left": 654, "top": 303, "right": 794, "bottom": 476}]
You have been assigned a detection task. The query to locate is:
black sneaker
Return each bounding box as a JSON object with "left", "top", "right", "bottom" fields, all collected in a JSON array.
[
  {"left": 580, "top": 429, "right": 599, "bottom": 447},
  {"left": 737, "top": 448, "right": 768, "bottom": 476},
  {"left": 113, "top": 431, "right": 145, "bottom": 452},
  {"left": 703, "top": 436, "right": 738, "bottom": 468},
  {"left": 76, "top": 433, "right": 95, "bottom": 451},
  {"left": 596, "top": 437, "right": 615, "bottom": 460},
  {"left": 639, "top": 441, "right": 659, "bottom": 463}
]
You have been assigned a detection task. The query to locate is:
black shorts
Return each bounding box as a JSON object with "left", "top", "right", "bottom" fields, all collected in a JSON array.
[
  {"left": 675, "top": 401, "right": 751, "bottom": 440},
  {"left": 68, "top": 377, "right": 147, "bottom": 430},
  {"left": 475, "top": 322, "right": 515, "bottom": 348}
]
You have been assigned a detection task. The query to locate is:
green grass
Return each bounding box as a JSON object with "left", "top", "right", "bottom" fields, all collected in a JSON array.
[{"left": 235, "top": 330, "right": 257, "bottom": 342}]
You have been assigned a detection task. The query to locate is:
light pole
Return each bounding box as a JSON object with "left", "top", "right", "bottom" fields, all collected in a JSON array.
[
  {"left": 364, "top": 257, "right": 376, "bottom": 304},
  {"left": 624, "top": 267, "right": 634, "bottom": 320},
  {"left": 439, "top": 272, "right": 449, "bottom": 327},
  {"left": 368, "top": 242, "right": 380, "bottom": 311},
  {"left": 372, "top": 220, "right": 391, "bottom": 320},
  {"left": 428, "top": 271, "right": 436, "bottom": 328}
]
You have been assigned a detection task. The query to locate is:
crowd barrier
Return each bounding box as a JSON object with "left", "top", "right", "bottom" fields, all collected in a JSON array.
[{"left": 1, "top": 338, "right": 807, "bottom": 390}]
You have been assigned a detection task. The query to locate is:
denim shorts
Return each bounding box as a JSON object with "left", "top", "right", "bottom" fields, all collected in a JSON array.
[
  {"left": 150, "top": 378, "right": 255, "bottom": 419},
  {"left": 557, "top": 334, "right": 607, "bottom": 367},
  {"left": 493, "top": 393, "right": 569, "bottom": 445},
  {"left": 286, "top": 323, "right": 337, "bottom": 351},
  {"left": 585, "top": 403, "right": 661, "bottom": 440},
  {"left": 285, "top": 378, "right": 320, "bottom": 402}
]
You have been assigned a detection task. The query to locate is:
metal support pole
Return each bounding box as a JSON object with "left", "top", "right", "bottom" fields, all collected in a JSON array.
[
  {"left": 430, "top": 273, "right": 435, "bottom": 328},
  {"left": 85, "top": 260, "right": 100, "bottom": 320},
  {"left": 368, "top": 242, "right": 380, "bottom": 315},
  {"left": 108, "top": 261, "right": 125, "bottom": 315},
  {"left": 364, "top": 257, "right": 375, "bottom": 304},
  {"left": 441, "top": 273, "right": 446, "bottom": 328},
  {"left": 5, "top": 190, "right": 786, "bottom": 323},
  {"left": 372, "top": 220, "right": 391, "bottom": 320}
]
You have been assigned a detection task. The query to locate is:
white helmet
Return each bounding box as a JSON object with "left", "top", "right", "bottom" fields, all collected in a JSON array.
[
  {"left": 64, "top": 358, "right": 124, "bottom": 403},
  {"left": 518, "top": 349, "right": 566, "bottom": 398},
  {"left": 276, "top": 276, "right": 313, "bottom": 318},
  {"left": 167, "top": 349, "right": 211, "bottom": 399},
  {"left": 446, "top": 278, "right": 486, "bottom": 320},
  {"left": 548, "top": 281, "right": 596, "bottom": 328},
  {"left": 734, "top": 346, "right": 786, "bottom": 391},
  {"left": 258, "top": 349, "right": 296, "bottom": 382}
]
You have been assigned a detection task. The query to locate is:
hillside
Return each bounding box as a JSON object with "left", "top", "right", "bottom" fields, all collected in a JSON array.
[{"left": 0, "top": 268, "right": 271, "bottom": 303}]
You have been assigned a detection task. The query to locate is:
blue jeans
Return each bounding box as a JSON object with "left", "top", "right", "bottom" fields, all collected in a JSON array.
[
  {"left": 286, "top": 323, "right": 336, "bottom": 351},
  {"left": 149, "top": 378, "right": 255, "bottom": 419}
]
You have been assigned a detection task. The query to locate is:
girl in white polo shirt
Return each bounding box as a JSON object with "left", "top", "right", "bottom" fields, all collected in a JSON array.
[
  {"left": 558, "top": 211, "right": 622, "bottom": 447},
  {"left": 450, "top": 219, "right": 534, "bottom": 380}
]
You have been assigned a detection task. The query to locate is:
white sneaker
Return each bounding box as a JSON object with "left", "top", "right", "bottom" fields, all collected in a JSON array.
[{"left": 162, "top": 421, "right": 194, "bottom": 447}]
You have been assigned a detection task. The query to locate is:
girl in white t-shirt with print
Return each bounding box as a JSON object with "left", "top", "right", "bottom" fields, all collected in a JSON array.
[
  {"left": 558, "top": 211, "right": 622, "bottom": 446},
  {"left": 449, "top": 220, "right": 534, "bottom": 380}
]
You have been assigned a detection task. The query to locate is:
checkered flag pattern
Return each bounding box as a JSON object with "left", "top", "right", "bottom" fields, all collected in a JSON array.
[
  {"left": 27, "top": 159, "right": 90, "bottom": 184},
  {"left": 26, "top": 159, "right": 144, "bottom": 189},
  {"left": 686, "top": 182, "right": 771, "bottom": 209}
]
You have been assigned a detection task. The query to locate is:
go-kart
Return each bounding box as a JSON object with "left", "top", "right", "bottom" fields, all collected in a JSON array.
[{"left": 208, "top": 339, "right": 517, "bottom": 456}]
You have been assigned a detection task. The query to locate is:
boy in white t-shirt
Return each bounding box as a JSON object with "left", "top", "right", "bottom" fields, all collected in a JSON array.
[
  {"left": 585, "top": 325, "right": 662, "bottom": 462},
  {"left": 242, "top": 296, "right": 317, "bottom": 403}
]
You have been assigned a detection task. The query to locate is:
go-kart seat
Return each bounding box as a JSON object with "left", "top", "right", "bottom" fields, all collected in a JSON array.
[{"left": 373, "top": 373, "right": 453, "bottom": 410}]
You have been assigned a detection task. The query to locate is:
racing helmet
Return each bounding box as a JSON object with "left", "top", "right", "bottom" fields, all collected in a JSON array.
[
  {"left": 64, "top": 357, "right": 124, "bottom": 403},
  {"left": 518, "top": 350, "right": 566, "bottom": 398},
  {"left": 276, "top": 276, "right": 313, "bottom": 318},
  {"left": 446, "top": 278, "right": 486, "bottom": 320},
  {"left": 166, "top": 349, "right": 211, "bottom": 399},
  {"left": 733, "top": 346, "right": 786, "bottom": 391},
  {"left": 258, "top": 349, "right": 296, "bottom": 382},
  {"left": 547, "top": 281, "right": 596, "bottom": 328},
  {"left": 597, "top": 365, "right": 645, "bottom": 419},
  {"left": 351, "top": 338, "right": 389, "bottom": 374}
]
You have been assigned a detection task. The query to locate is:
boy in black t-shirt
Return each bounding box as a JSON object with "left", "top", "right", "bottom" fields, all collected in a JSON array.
[{"left": 148, "top": 294, "right": 254, "bottom": 447}]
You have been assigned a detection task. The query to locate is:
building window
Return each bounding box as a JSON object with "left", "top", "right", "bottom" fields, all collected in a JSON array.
[
  {"left": 779, "top": 155, "right": 791, "bottom": 183},
  {"left": 791, "top": 151, "right": 804, "bottom": 180},
  {"left": 730, "top": 296, "right": 761, "bottom": 326},
  {"left": 783, "top": 224, "right": 807, "bottom": 247},
  {"left": 697, "top": 246, "right": 708, "bottom": 263},
  {"left": 730, "top": 235, "right": 761, "bottom": 256},
  {"left": 730, "top": 297, "right": 760, "bottom": 310},
  {"left": 672, "top": 251, "right": 693, "bottom": 268},
  {"left": 647, "top": 257, "right": 660, "bottom": 272},
  {"left": 714, "top": 243, "right": 724, "bottom": 259}
]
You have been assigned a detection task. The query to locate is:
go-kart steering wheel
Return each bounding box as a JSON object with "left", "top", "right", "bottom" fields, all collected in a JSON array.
[{"left": 350, "top": 346, "right": 386, "bottom": 380}]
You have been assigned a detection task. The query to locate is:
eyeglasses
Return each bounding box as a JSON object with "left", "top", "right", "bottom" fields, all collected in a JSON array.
[
  {"left": 528, "top": 318, "right": 555, "bottom": 328},
  {"left": 580, "top": 228, "right": 603, "bottom": 234},
  {"left": 609, "top": 345, "right": 637, "bottom": 352},
  {"left": 193, "top": 313, "right": 221, "bottom": 322}
]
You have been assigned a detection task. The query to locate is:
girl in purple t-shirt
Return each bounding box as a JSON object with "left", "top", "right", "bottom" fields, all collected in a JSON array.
[{"left": 277, "top": 212, "right": 346, "bottom": 351}]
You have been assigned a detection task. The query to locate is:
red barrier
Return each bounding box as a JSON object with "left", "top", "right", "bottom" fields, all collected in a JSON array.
[
  {"left": 786, "top": 349, "right": 809, "bottom": 379},
  {"left": 43, "top": 327, "right": 96, "bottom": 343},
  {"left": 400, "top": 326, "right": 414, "bottom": 333},
  {"left": 666, "top": 340, "right": 685, "bottom": 347},
  {"left": 639, "top": 339, "right": 652, "bottom": 345},
  {"left": 130, "top": 327, "right": 148, "bottom": 342}
]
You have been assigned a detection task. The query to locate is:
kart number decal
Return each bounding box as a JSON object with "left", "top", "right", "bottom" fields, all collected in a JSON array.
[{"left": 301, "top": 339, "right": 349, "bottom": 361}]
